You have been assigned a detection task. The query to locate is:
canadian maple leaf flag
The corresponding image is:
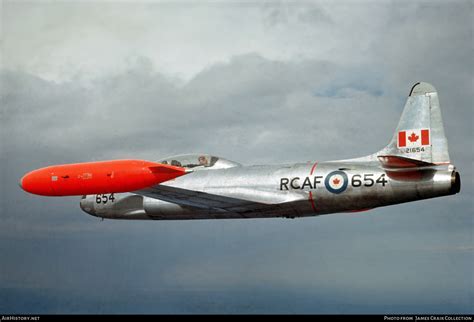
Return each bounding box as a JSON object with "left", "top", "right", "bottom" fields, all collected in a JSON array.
[{"left": 398, "top": 129, "right": 430, "bottom": 148}]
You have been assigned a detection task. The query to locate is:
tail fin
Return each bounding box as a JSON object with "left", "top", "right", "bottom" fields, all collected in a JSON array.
[{"left": 377, "top": 82, "right": 450, "bottom": 165}]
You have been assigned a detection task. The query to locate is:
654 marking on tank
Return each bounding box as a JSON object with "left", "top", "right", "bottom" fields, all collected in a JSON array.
[{"left": 280, "top": 172, "right": 388, "bottom": 192}]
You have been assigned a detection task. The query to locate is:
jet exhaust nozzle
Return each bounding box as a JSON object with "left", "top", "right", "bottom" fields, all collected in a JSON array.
[{"left": 450, "top": 171, "right": 461, "bottom": 195}]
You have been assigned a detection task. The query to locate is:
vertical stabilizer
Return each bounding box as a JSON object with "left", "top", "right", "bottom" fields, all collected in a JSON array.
[{"left": 377, "top": 82, "right": 450, "bottom": 164}]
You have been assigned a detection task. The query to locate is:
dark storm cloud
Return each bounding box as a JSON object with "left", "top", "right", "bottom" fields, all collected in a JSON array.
[
  {"left": 1, "top": 0, "right": 472, "bottom": 314},
  {"left": 1, "top": 54, "right": 398, "bottom": 166}
]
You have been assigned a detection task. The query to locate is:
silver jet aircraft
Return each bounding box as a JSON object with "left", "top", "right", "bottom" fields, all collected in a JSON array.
[{"left": 78, "top": 82, "right": 461, "bottom": 220}]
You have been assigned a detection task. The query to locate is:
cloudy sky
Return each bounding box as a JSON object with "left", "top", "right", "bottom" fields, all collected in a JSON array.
[{"left": 1, "top": 0, "right": 472, "bottom": 314}]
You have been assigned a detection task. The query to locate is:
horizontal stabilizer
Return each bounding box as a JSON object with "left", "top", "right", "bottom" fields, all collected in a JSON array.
[
  {"left": 378, "top": 155, "right": 437, "bottom": 181},
  {"left": 378, "top": 155, "right": 434, "bottom": 169}
]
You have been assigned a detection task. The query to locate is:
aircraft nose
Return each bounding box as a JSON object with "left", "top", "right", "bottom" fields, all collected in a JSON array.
[{"left": 80, "top": 195, "right": 96, "bottom": 216}]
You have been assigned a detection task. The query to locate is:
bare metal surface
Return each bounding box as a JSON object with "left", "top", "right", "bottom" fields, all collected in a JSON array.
[{"left": 79, "top": 82, "right": 459, "bottom": 220}]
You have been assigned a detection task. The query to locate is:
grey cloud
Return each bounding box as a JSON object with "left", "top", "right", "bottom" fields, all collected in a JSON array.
[
  {"left": 262, "top": 1, "right": 333, "bottom": 27},
  {"left": 1, "top": 54, "right": 397, "bottom": 166}
]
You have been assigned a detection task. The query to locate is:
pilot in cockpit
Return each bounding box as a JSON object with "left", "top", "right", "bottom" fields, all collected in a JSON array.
[{"left": 198, "top": 155, "right": 209, "bottom": 166}]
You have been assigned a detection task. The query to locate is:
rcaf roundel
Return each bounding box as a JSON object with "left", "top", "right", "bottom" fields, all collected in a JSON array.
[
  {"left": 324, "top": 171, "right": 348, "bottom": 194},
  {"left": 398, "top": 129, "right": 430, "bottom": 148}
]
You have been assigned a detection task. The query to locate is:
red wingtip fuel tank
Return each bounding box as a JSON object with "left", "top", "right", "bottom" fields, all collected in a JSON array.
[{"left": 20, "top": 160, "right": 187, "bottom": 196}]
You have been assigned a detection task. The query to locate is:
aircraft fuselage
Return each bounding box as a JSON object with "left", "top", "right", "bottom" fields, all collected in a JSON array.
[{"left": 80, "top": 160, "right": 459, "bottom": 220}]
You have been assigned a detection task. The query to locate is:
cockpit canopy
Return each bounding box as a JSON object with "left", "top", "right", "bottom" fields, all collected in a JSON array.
[{"left": 157, "top": 154, "right": 241, "bottom": 170}]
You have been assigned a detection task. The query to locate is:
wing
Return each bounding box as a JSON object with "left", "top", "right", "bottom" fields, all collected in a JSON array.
[{"left": 134, "top": 185, "right": 304, "bottom": 216}]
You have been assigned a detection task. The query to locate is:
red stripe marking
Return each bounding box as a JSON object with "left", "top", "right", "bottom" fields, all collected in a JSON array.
[
  {"left": 421, "top": 129, "right": 430, "bottom": 145},
  {"left": 310, "top": 162, "right": 318, "bottom": 175},
  {"left": 398, "top": 131, "right": 406, "bottom": 147},
  {"left": 308, "top": 162, "right": 318, "bottom": 213}
]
